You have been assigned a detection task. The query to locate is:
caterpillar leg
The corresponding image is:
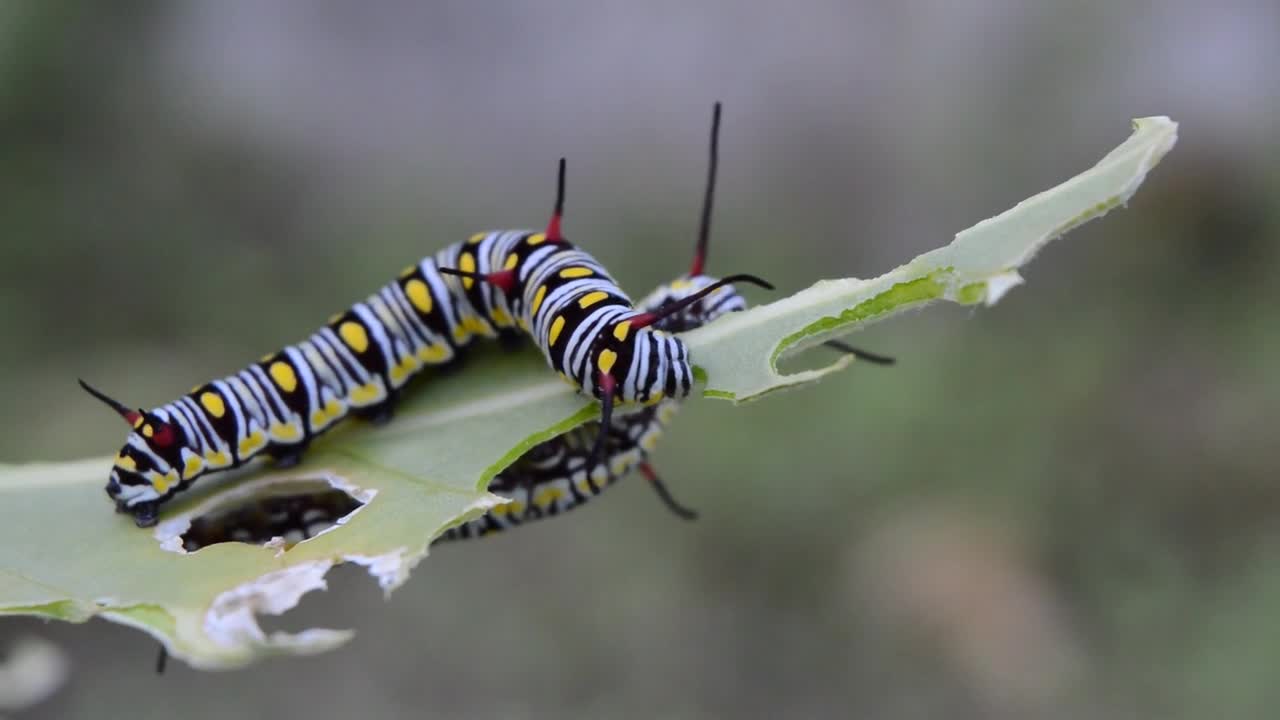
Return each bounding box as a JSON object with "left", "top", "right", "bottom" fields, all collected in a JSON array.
[
  {"left": 497, "top": 328, "right": 525, "bottom": 352},
  {"left": 354, "top": 390, "right": 400, "bottom": 426},
  {"left": 639, "top": 462, "right": 699, "bottom": 521},
  {"left": 521, "top": 476, "right": 546, "bottom": 521},
  {"left": 155, "top": 644, "right": 168, "bottom": 674},
  {"left": 269, "top": 446, "right": 308, "bottom": 469},
  {"left": 131, "top": 501, "right": 159, "bottom": 528}
]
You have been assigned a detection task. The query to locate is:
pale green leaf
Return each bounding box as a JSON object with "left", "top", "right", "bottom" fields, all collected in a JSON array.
[
  {"left": 0, "top": 117, "right": 1177, "bottom": 669},
  {"left": 685, "top": 116, "right": 1179, "bottom": 401}
]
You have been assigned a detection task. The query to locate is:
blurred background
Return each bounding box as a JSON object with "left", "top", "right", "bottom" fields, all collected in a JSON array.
[{"left": 1, "top": 1, "right": 1277, "bottom": 718}]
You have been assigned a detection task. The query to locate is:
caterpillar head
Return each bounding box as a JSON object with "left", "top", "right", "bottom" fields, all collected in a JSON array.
[
  {"left": 79, "top": 380, "right": 185, "bottom": 527},
  {"left": 584, "top": 320, "right": 693, "bottom": 406},
  {"left": 587, "top": 273, "right": 770, "bottom": 405}
]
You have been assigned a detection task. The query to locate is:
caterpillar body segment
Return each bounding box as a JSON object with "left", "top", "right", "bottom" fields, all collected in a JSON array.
[{"left": 434, "top": 272, "right": 748, "bottom": 543}]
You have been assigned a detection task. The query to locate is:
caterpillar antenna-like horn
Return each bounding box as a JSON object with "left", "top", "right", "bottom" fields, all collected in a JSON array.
[
  {"left": 690, "top": 102, "right": 721, "bottom": 277},
  {"left": 546, "top": 157, "right": 566, "bottom": 242},
  {"left": 584, "top": 372, "right": 617, "bottom": 493},
  {"left": 78, "top": 378, "right": 141, "bottom": 425},
  {"left": 823, "top": 340, "right": 896, "bottom": 365},
  {"left": 639, "top": 462, "right": 698, "bottom": 520}
]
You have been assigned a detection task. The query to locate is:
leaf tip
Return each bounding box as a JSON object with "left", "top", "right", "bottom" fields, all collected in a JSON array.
[{"left": 982, "top": 272, "right": 1024, "bottom": 306}]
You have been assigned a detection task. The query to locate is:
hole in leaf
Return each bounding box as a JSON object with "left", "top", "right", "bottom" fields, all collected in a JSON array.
[{"left": 178, "top": 480, "right": 365, "bottom": 553}]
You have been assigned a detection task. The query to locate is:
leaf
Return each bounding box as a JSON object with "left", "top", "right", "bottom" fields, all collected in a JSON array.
[
  {"left": 0, "top": 117, "right": 1177, "bottom": 669},
  {"left": 684, "top": 116, "right": 1179, "bottom": 401}
]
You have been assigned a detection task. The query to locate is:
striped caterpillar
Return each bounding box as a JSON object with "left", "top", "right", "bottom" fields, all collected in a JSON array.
[
  {"left": 434, "top": 276, "right": 743, "bottom": 542},
  {"left": 437, "top": 105, "right": 894, "bottom": 541},
  {"left": 82, "top": 104, "right": 771, "bottom": 529}
]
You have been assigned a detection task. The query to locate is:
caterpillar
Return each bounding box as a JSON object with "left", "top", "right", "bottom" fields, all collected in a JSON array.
[
  {"left": 82, "top": 103, "right": 770, "bottom": 528},
  {"left": 435, "top": 105, "right": 895, "bottom": 542},
  {"left": 432, "top": 279, "right": 737, "bottom": 543}
]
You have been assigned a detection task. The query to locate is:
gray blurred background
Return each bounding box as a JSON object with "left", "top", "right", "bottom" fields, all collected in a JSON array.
[{"left": 2, "top": 1, "right": 1278, "bottom": 718}]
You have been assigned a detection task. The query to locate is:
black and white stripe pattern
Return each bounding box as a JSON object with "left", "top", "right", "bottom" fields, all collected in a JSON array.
[{"left": 99, "top": 232, "right": 710, "bottom": 527}]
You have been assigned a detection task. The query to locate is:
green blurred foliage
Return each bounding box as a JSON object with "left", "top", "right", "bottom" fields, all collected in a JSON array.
[{"left": 1, "top": 2, "right": 1278, "bottom": 718}]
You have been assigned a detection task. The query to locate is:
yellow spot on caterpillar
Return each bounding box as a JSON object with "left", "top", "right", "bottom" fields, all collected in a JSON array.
[
  {"left": 452, "top": 314, "right": 490, "bottom": 345},
  {"left": 658, "top": 403, "right": 678, "bottom": 423},
  {"left": 549, "top": 315, "right": 566, "bottom": 346},
  {"left": 671, "top": 278, "right": 692, "bottom": 290},
  {"left": 238, "top": 429, "right": 267, "bottom": 457},
  {"left": 269, "top": 361, "right": 298, "bottom": 393},
  {"left": 328, "top": 313, "right": 343, "bottom": 324},
  {"left": 597, "top": 348, "right": 618, "bottom": 375},
  {"left": 200, "top": 391, "right": 226, "bottom": 418},
  {"left": 311, "top": 395, "right": 345, "bottom": 428},
  {"left": 468, "top": 232, "right": 486, "bottom": 244},
  {"left": 531, "top": 285, "right": 547, "bottom": 315},
  {"left": 350, "top": 383, "right": 384, "bottom": 405},
  {"left": 507, "top": 500, "right": 526, "bottom": 516},
  {"left": 182, "top": 453, "right": 204, "bottom": 479},
  {"left": 578, "top": 291, "right": 608, "bottom": 309},
  {"left": 310, "top": 397, "right": 345, "bottom": 429},
  {"left": 405, "top": 278, "right": 432, "bottom": 314},
  {"left": 115, "top": 454, "right": 136, "bottom": 471},
  {"left": 339, "top": 321, "right": 370, "bottom": 353},
  {"left": 206, "top": 450, "right": 231, "bottom": 468},
  {"left": 504, "top": 253, "right": 519, "bottom": 270},
  {"left": 611, "top": 454, "right": 634, "bottom": 476},
  {"left": 558, "top": 372, "right": 575, "bottom": 387},
  {"left": 559, "top": 266, "right": 592, "bottom": 279},
  {"left": 269, "top": 422, "right": 301, "bottom": 442},
  {"left": 644, "top": 390, "right": 665, "bottom": 406},
  {"left": 459, "top": 253, "right": 477, "bottom": 289},
  {"left": 151, "top": 471, "right": 177, "bottom": 495},
  {"left": 533, "top": 486, "right": 565, "bottom": 508},
  {"left": 141, "top": 424, "right": 154, "bottom": 438},
  {"left": 490, "top": 308, "right": 513, "bottom": 327},
  {"left": 641, "top": 432, "right": 661, "bottom": 451},
  {"left": 399, "top": 264, "right": 417, "bottom": 278},
  {"left": 131, "top": 415, "right": 144, "bottom": 430},
  {"left": 417, "top": 344, "right": 450, "bottom": 364},
  {"left": 491, "top": 502, "right": 509, "bottom": 517},
  {"left": 389, "top": 357, "right": 420, "bottom": 385},
  {"left": 612, "top": 320, "right": 631, "bottom": 342},
  {"left": 527, "top": 232, "right": 547, "bottom": 245}
]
